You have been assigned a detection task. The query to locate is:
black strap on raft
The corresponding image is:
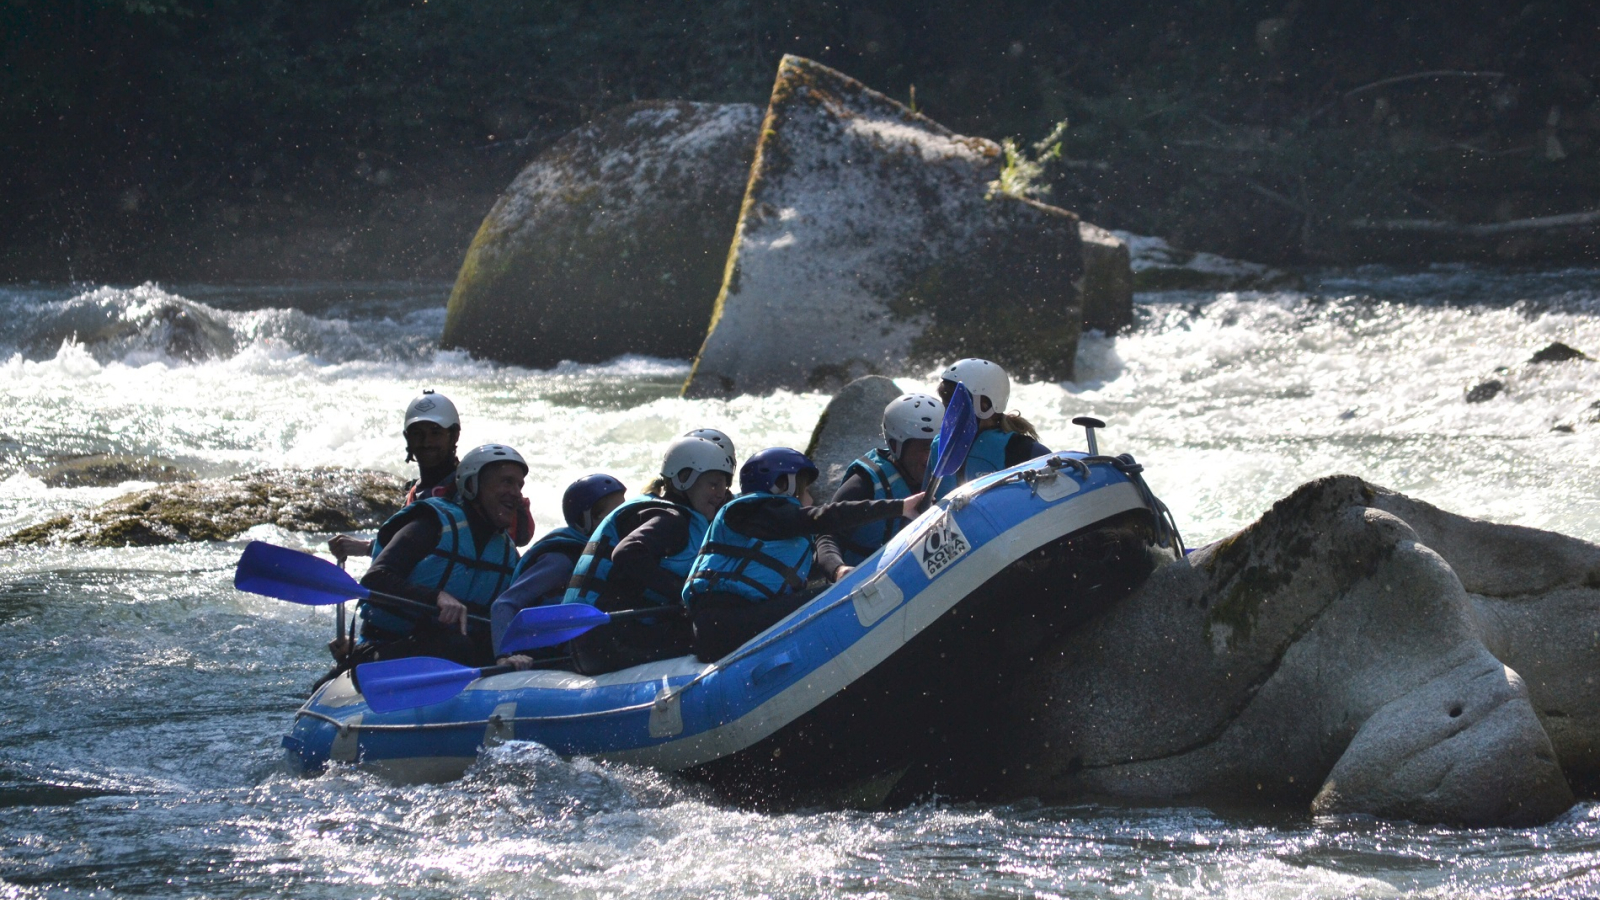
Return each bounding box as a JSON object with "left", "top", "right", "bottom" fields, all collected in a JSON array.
[
  {"left": 1108, "top": 453, "right": 1186, "bottom": 554},
  {"left": 695, "top": 540, "right": 807, "bottom": 600}
]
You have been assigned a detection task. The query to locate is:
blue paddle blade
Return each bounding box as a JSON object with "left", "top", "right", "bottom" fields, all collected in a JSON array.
[
  {"left": 234, "top": 541, "right": 369, "bottom": 606},
  {"left": 930, "top": 382, "right": 979, "bottom": 481},
  {"left": 499, "top": 604, "right": 611, "bottom": 655},
  {"left": 356, "top": 657, "right": 483, "bottom": 713}
]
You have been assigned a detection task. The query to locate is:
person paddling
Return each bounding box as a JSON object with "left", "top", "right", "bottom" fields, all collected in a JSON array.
[
  {"left": 354, "top": 444, "right": 527, "bottom": 668},
  {"left": 682, "top": 447, "right": 923, "bottom": 662},
  {"left": 492, "top": 473, "right": 626, "bottom": 666},
  {"left": 562, "top": 436, "right": 735, "bottom": 674},
  {"left": 930, "top": 359, "right": 1050, "bottom": 497},
  {"left": 826, "top": 392, "right": 943, "bottom": 567}
]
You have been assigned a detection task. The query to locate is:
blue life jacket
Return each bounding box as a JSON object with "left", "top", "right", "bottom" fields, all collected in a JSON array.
[
  {"left": 682, "top": 493, "right": 815, "bottom": 605},
  {"left": 835, "top": 448, "right": 913, "bottom": 565},
  {"left": 563, "top": 497, "right": 708, "bottom": 607},
  {"left": 506, "top": 525, "right": 589, "bottom": 605},
  {"left": 359, "top": 496, "right": 518, "bottom": 638},
  {"left": 369, "top": 477, "right": 457, "bottom": 559},
  {"left": 932, "top": 427, "right": 1012, "bottom": 499}
]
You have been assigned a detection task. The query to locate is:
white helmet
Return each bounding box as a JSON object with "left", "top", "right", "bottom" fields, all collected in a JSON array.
[
  {"left": 940, "top": 358, "right": 1009, "bottom": 418},
  {"left": 404, "top": 389, "right": 460, "bottom": 431},
  {"left": 661, "top": 436, "right": 735, "bottom": 492},
  {"left": 682, "top": 427, "right": 735, "bottom": 460},
  {"left": 456, "top": 444, "right": 528, "bottom": 500},
  {"left": 883, "top": 393, "right": 943, "bottom": 455}
]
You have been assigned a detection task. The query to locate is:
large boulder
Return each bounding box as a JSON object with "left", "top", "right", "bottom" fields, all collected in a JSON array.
[
  {"left": 683, "top": 56, "right": 1085, "bottom": 399},
  {"left": 441, "top": 101, "right": 762, "bottom": 368},
  {"left": 802, "top": 375, "right": 904, "bottom": 502},
  {"left": 994, "top": 475, "right": 1593, "bottom": 826},
  {"left": 2, "top": 469, "right": 407, "bottom": 547},
  {"left": 1078, "top": 222, "right": 1134, "bottom": 334}
]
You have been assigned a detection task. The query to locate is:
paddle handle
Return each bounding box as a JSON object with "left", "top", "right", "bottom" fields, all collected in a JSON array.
[
  {"left": 606, "top": 605, "right": 689, "bottom": 622},
  {"left": 364, "top": 588, "right": 493, "bottom": 626}
]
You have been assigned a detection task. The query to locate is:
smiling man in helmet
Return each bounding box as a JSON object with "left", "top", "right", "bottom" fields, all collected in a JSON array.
[{"left": 354, "top": 443, "right": 528, "bottom": 667}]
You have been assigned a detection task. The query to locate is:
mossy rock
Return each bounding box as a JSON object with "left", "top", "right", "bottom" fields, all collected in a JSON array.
[
  {"left": 441, "top": 101, "right": 762, "bottom": 368},
  {"left": 2, "top": 468, "right": 407, "bottom": 547},
  {"left": 683, "top": 56, "right": 1085, "bottom": 398}
]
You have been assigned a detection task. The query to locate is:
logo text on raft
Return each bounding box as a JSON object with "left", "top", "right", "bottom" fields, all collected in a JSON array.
[{"left": 918, "top": 514, "right": 970, "bottom": 578}]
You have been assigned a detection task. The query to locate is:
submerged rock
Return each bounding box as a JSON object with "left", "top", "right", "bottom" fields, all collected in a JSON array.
[
  {"left": 995, "top": 475, "right": 1595, "bottom": 826},
  {"left": 441, "top": 101, "right": 761, "bottom": 367},
  {"left": 802, "top": 375, "right": 904, "bottom": 502},
  {"left": 684, "top": 56, "right": 1085, "bottom": 398},
  {"left": 3, "top": 469, "right": 407, "bottom": 547},
  {"left": 1530, "top": 341, "right": 1590, "bottom": 364},
  {"left": 1116, "top": 230, "right": 1299, "bottom": 292},
  {"left": 1466, "top": 379, "right": 1504, "bottom": 403}
]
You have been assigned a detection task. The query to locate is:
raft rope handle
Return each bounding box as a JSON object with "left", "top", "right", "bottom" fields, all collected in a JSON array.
[
  {"left": 987, "top": 453, "right": 1185, "bottom": 553},
  {"left": 295, "top": 697, "right": 660, "bottom": 732}
]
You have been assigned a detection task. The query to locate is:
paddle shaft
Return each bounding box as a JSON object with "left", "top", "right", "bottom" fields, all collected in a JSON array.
[
  {"left": 606, "top": 605, "right": 688, "bottom": 622},
  {"left": 365, "top": 588, "right": 492, "bottom": 626},
  {"left": 335, "top": 558, "right": 347, "bottom": 640}
]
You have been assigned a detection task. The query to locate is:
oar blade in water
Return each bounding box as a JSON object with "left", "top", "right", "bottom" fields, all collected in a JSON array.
[
  {"left": 499, "top": 604, "right": 611, "bottom": 655},
  {"left": 356, "top": 657, "right": 484, "bottom": 713},
  {"left": 234, "top": 541, "right": 366, "bottom": 606}
]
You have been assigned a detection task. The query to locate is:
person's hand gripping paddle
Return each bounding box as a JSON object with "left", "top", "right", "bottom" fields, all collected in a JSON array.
[{"left": 233, "top": 541, "right": 490, "bottom": 626}]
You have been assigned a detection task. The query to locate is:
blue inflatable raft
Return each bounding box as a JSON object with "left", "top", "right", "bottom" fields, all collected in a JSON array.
[{"left": 283, "top": 451, "right": 1181, "bottom": 800}]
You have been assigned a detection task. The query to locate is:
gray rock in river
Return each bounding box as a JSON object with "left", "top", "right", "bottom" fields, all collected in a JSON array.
[
  {"left": 1078, "top": 222, "right": 1134, "bottom": 334},
  {"left": 683, "top": 56, "right": 1087, "bottom": 398},
  {"left": 441, "top": 100, "right": 761, "bottom": 367},
  {"left": 1117, "top": 230, "right": 1299, "bottom": 292},
  {"left": 994, "top": 475, "right": 1593, "bottom": 826},
  {"left": 2, "top": 469, "right": 407, "bottom": 547},
  {"left": 803, "top": 375, "right": 904, "bottom": 503}
]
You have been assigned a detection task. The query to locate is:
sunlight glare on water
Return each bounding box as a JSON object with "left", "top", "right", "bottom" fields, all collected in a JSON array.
[{"left": 2, "top": 271, "right": 1598, "bottom": 898}]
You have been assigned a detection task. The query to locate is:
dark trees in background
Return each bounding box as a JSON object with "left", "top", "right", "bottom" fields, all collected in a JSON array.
[{"left": 3, "top": 0, "right": 1598, "bottom": 278}]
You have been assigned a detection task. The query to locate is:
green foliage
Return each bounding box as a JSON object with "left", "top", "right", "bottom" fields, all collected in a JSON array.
[{"left": 988, "top": 123, "right": 1065, "bottom": 200}]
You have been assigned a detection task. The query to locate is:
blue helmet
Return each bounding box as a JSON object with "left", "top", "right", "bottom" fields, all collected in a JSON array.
[
  {"left": 739, "top": 448, "right": 819, "bottom": 497},
  {"left": 562, "top": 473, "right": 627, "bottom": 531}
]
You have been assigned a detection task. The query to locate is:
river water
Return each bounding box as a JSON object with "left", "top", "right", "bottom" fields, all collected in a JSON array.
[{"left": 2, "top": 270, "right": 1598, "bottom": 898}]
